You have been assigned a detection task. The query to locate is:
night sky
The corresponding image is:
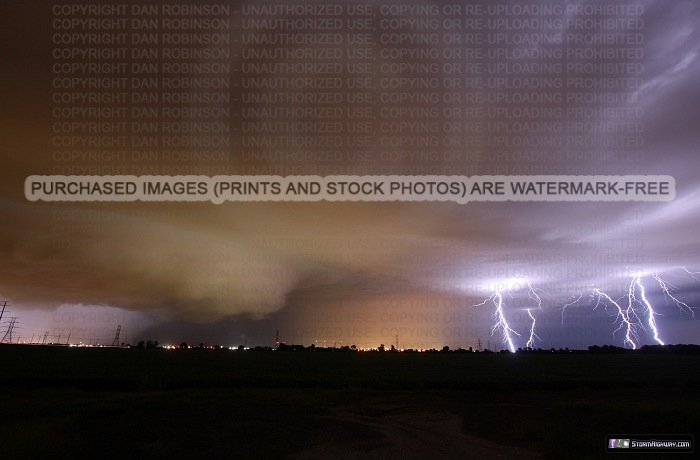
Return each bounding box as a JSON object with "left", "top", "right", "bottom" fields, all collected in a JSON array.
[{"left": 1, "top": 0, "right": 699, "bottom": 350}]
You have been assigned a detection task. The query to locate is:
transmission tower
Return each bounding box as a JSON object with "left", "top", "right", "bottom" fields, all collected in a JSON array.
[
  {"left": 477, "top": 338, "right": 482, "bottom": 351},
  {"left": 111, "top": 325, "right": 122, "bottom": 347},
  {"left": 0, "top": 301, "right": 8, "bottom": 324},
  {"left": 1, "top": 317, "right": 17, "bottom": 343}
]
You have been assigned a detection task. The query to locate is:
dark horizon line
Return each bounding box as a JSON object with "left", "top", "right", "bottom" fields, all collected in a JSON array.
[{"left": 2, "top": 341, "right": 700, "bottom": 355}]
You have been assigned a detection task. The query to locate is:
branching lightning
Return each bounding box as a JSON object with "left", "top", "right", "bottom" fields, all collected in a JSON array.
[
  {"left": 587, "top": 269, "right": 699, "bottom": 348},
  {"left": 593, "top": 286, "right": 640, "bottom": 349},
  {"left": 682, "top": 267, "right": 700, "bottom": 282},
  {"left": 473, "top": 282, "right": 546, "bottom": 351},
  {"left": 473, "top": 292, "right": 520, "bottom": 352},
  {"left": 652, "top": 273, "right": 699, "bottom": 318},
  {"left": 561, "top": 292, "right": 583, "bottom": 326},
  {"left": 526, "top": 283, "right": 544, "bottom": 349},
  {"left": 526, "top": 309, "right": 541, "bottom": 349},
  {"left": 635, "top": 277, "right": 664, "bottom": 345},
  {"left": 472, "top": 268, "right": 698, "bottom": 351},
  {"left": 527, "top": 283, "right": 544, "bottom": 309}
]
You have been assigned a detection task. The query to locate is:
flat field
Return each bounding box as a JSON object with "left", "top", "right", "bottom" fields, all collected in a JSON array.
[{"left": 0, "top": 345, "right": 697, "bottom": 459}]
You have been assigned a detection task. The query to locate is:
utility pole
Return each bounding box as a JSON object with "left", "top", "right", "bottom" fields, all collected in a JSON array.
[
  {"left": 275, "top": 329, "right": 279, "bottom": 348},
  {"left": 111, "top": 325, "right": 122, "bottom": 347},
  {"left": 396, "top": 334, "right": 399, "bottom": 350}
]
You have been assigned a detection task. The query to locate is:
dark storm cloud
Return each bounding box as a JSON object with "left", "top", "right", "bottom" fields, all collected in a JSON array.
[{"left": 0, "top": 0, "right": 699, "bottom": 348}]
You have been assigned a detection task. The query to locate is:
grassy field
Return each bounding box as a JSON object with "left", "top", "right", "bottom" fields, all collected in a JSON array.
[{"left": 0, "top": 345, "right": 698, "bottom": 459}]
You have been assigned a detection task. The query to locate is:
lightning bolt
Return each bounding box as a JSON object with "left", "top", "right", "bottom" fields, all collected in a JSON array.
[
  {"left": 682, "top": 267, "right": 700, "bottom": 282},
  {"left": 592, "top": 285, "right": 640, "bottom": 349},
  {"left": 591, "top": 273, "right": 690, "bottom": 348},
  {"left": 472, "top": 268, "right": 698, "bottom": 351},
  {"left": 560, "top": 292, "right": 583, "bottom": 326},
  {"left": 626, "top": 277, "right": 647, "bottom": 339},
  {"left": 474, "top": 292, "right": 520, "bottom": 352},
  {"left": 526, "top": 309, "right": 541, "bottom": 349},
  {"left": 634, "top": 277, "right": 664, "bottom": 345},
  {"left": 527, "top": 283, "right": 544, "bottom": 309},
  {"left": 526, "top": 283, "right": 544, "bottom": 349},
  {"left": 653, "top": 273, "right": 699, "bottom": 319}
]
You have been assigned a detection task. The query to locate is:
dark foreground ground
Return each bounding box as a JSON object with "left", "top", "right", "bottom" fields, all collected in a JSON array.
[{"left": 0, "top": 345, "right": 697, "bottom": 459}]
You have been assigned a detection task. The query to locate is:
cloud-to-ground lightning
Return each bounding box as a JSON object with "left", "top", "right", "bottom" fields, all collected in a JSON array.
[
  {"left": 472, "top": 268, "right": 698, "bottom": 351},
  {"left": 634, "top": 277, "right": 664, "bottom": 345},
  {"left": 585, "top": 268, "right": 700, "bottom": 348},
  {"left": 473, "top": 292, "right": 520, "bottom": 352},
  {"left": 526, "top": 309, "right": 541, "bottom": 349},
  {"left": 593, "top": 285, "right": 640, "bottom": 350},
  {"left": 473, "top": 281, "right": 545, "bottom": 351},
  {"left": 526, "top": 283, "right": 544, "bottom": 349}
]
